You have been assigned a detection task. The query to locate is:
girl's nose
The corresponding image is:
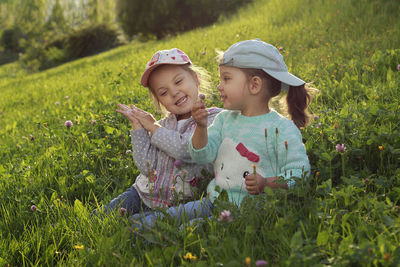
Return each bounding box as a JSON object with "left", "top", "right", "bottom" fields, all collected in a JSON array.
[{"left": 171, "top": 87, "right": 180, "bottom": 96}]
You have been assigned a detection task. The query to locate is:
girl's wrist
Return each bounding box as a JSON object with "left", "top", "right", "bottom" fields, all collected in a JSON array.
[
  {"left": 148, "top": 123, "right": 161, "bottom": 136},
  {"left": 195, "top": 123, "right": 208, "bottom": 129},
  {"left": 263, "top": 177, "right": 274, "bottom": 189},
  {"left": 131, "top": 123, "right": 143, "bottom": 131}
]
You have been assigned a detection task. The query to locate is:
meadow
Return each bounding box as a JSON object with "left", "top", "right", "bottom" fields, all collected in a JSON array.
[{"left": 1, "top": 0, "right": 400, "bottom": 265}]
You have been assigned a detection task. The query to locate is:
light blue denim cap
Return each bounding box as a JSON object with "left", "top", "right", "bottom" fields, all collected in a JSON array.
[{"left": 220, "top": 39, "right": 305, "bottom": 90}]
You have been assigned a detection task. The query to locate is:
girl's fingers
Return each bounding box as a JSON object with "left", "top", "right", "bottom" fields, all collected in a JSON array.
[
  {"left": 129, "top": 104, "right": 147, "bottom": 114},
  {"left": 118, "top": 104, "right": 131, "bottom": 110},
  {"left": 116, "top": 109, "right": 129, "bottom": 114},
  {"left": 192, "top": 101, "right": 204, "bottom": 111},
  {"left": 245, "top": 176, "right": 256, "bottom": 186},
  {"left": 246, "top": 186, "right": 255, "bottom": 193}
]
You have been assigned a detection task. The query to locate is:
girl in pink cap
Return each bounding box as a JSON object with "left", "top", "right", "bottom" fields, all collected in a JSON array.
[{"left": 94, "top": 48, "right": 220, "bottom": 218}]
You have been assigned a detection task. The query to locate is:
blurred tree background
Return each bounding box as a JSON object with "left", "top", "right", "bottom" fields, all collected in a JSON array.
[{"left": 0, "top": 0, "right": 250, "bottom": 72}]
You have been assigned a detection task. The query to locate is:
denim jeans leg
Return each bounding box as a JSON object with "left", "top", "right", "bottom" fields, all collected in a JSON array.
[
  {"left": 131, "top": 198, "right": 213, "bottom": 232},
  {"left": 166, "top": 198, "right": 214, "bottom": 221},
  {"left": 95, "top": 186, "right": 150, "bottom": 217}
]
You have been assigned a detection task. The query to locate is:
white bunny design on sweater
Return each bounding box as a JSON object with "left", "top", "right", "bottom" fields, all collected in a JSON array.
[{"left": 214, "top": 138, "right": 264, "bottom": 194}]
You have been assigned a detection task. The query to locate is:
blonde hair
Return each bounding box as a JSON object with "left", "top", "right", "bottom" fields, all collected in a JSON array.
[
  {"left": 215, "top": 49, "right": 224, "bottom": 64},
  {"left": 147, "top": 64, "right": 213, "bottom": 115}
]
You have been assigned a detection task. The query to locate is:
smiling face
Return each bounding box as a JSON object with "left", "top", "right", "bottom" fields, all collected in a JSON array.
[
  {"left": 217, "top": 66, "right": 250, "bottom": 111},
  {"left": 149, "top": 64, "right": 199, "bottom": 119}
]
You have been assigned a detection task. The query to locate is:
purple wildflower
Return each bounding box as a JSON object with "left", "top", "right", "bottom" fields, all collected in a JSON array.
[
  {"left": 55, "top": 101, "right": 60, "bottom": 105},
  {"left": 31, "top": 205, "right": 37, "bottom": 212},
  {"left": 317, "top": 122, "right": 322, "bottom": 128},
  {"left": 173, "top": 159, "right": 182, "bottom": 168},
  {"left": 126, "top": 149, "right": 132, "bottom": 154},
  {"left": 29, "top": 134, "right": 35, "bottom": 141},
  {"left": 65, "top": 120, "right": 73, "bottom": 127},
  {"left": 336, "top": 144, "right": 346, "bottom": 153},
  {"left": 201, "top": 51, "right": 206, "bottom": 55},
  {"left": 119, "top": 207, "right": 127, "bottom": 217},
  {"left": 256, "top": 260, "right": 268, "bottom": 266},
  {"left": 398, "top": 64, "right": 400, "bottom": 71},
  {"left": 218, "top": 210, "right": 232, "bottom": 222},
  {"left": 314, "top": 115, "right": 319, "bottom": 121}
]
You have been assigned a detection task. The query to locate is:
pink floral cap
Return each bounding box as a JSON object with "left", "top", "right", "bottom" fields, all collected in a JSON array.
[{"left": 141, "top": 48, "right": 192, "bottom": 87}]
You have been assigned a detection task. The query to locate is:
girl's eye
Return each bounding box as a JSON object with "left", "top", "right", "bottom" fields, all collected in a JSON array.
[
  {"left": 159, "top": 91, "right": 167, "bottom": 96},
  {"left": 223, "top": 77, "right": 230, "bottom": 81},
  {"left": 243, "top": 171, "right": 249, "bottom": 178},
  {"left": 221, "top": 163, "right": 224, "bottom": 170},
  {"left": 176, "top": 79, "right": 183, "bottom": 85}
]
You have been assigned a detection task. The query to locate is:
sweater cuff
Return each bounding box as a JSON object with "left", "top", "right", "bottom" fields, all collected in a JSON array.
[
  {"left": 189, "top": 139, "right": 211, "bottom": 164},
  {"left": 149, "top": 126, "right": 164, "bottom": 143},
  {"left": 278, "top": 169, "right": 304, "bottom": 188}
]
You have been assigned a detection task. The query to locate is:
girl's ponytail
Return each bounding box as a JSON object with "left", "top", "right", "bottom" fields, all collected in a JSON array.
[{"left": 286, "top": 84, "right": 311, "bottom": 128}]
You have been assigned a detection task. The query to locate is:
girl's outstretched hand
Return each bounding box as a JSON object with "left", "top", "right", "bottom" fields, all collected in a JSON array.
[
  {"left": 116, "top": 104, "right": 143, "bottom": 130},
  {"left": 244, "top": 173, "right": 266, "bottom": 194},
  {"left": 191, "top": 96, "right": 208, "bottom": 128},
  {"left": 128, "top": 105, "right": 160, "bottom": 134}
]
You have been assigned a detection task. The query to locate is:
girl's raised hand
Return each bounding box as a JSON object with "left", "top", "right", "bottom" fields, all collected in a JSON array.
[
  {"left": 116, "top": 104, "right": 143, "bottom": 130},
  {"left": 128, "top": 105, "right": 160, "bottom": 134},
  {"left": 191, "top": 95, "right": 208, "bottom": 128}
]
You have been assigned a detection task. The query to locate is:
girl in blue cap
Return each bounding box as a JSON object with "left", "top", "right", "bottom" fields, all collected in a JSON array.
[
  {"left": 132, "top": 39, "right": 311, "bottom": 230},
  {"left": 191, "top": 39, "right": 311, "bottom": 202}
]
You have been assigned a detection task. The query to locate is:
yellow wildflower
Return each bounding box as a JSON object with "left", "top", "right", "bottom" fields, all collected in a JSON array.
[
  {"left": 73, "top": 244, "right": 84, "bottom": 250},
  {"left": 245, "top": 257, "right": 251, "bottom": 267},
  {"left": 183, "top": 252, "right": 197, "bottom": 261}
]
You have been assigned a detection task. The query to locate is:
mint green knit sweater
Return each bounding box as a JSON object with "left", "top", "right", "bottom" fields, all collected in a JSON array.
[{"left": 189, "top": 109, "right": 310, "bottom": 205}]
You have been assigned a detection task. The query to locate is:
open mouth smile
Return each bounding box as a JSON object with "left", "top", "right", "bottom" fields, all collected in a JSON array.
[{"left": 175, "top": 96, "right": 188, "bottom": 106}]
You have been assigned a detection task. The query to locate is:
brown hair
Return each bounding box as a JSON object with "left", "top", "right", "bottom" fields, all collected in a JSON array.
[
  {"left": 241, "top": 68, "right": 311, "bottom": 128},
  {"left": 147, "top": 63, "right": 212, "bottom": 115}
]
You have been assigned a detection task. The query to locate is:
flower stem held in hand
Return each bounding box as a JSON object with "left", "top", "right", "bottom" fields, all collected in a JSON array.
[{"left": 191, "top": 94, "right": 209, "bottom": 149}]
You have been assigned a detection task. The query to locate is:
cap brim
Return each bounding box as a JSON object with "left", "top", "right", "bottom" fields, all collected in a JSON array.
[
  {"left": 141, "top": 62, "right": 190, "bottom": 87},
  {"left": 263, "top": 69, "right": 305, "bottom": 87}
]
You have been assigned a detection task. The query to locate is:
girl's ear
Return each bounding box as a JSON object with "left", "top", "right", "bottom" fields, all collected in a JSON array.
[
  {"left": 187, "top": 67, "right": 200, "bottom": 86},
  {"left": 249, "top": 76, "right": 263, "bottom": 95},
  {"left": 192, "top": 72, "right": 200, "bottom": 87}
]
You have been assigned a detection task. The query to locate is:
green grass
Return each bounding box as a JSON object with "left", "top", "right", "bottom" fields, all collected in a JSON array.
[{"left": 1, "top": 0, "right": 400, "bottom": 265}]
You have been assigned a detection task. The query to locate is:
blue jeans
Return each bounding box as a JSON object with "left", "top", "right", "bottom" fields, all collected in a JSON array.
[
  {"left": 93, "top": 186, "right": 151, "bottom": 217},
  {"left": 130, "top": 198, "right": 214, "bottom": 232}
]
